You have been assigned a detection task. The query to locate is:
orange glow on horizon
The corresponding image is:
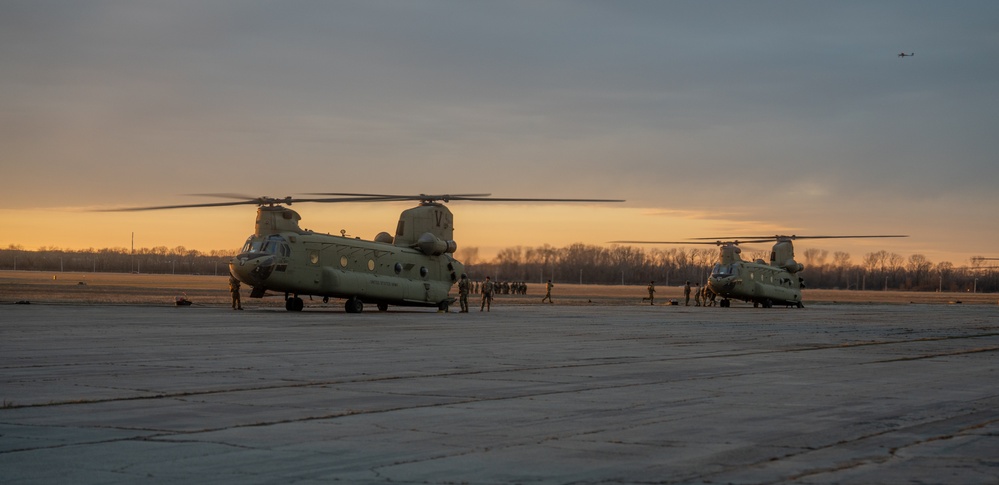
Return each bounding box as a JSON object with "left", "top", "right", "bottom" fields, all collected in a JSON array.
[{"left": 0, "top": 206, "right": 983, "bottom": 267}]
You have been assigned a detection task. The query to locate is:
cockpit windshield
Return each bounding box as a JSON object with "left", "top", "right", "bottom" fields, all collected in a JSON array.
[
  {"left": 711, "top": 263, "right": 734, "bottom": 277},
  {"left": 241, "top": 235, "right": 291, "bottom": 257},
  {"left": 260, "top": 235, "right": 291, "bottom": 257},
  {"left": 241, "top": 237, "right": 263, "bottom": 253}
]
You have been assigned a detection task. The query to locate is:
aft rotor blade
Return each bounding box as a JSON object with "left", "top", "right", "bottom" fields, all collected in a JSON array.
[{"left": 691, "top": 235, "right": 908, "bottom": 241}]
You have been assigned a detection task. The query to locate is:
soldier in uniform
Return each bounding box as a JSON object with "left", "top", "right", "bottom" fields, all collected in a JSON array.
[
  {"left": 541, "top": 279, "right": 554, "bottom": 303},
  {"left": 646, "top": 280, "right": 656, "bottom": 305},
  {"left": 703, "top": 285, "right": 716, "bottom": 307},
  {"left": 684, "top": 281, "right": 692, "bottom": 306},
  {"left": 480, "top": 276, "right": 495, "bottom": 312},
  {"left": 457, "top": 274, "right": 470, "bottom": 313},
  {"left": 229, "top": 275, "right": 243, "bottom": 310},
  {"left": 694, "top": 282, "right": 702, "bottom": 306}
]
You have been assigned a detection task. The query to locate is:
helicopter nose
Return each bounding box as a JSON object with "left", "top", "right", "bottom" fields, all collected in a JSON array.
[
  {"left": 229, "top": 253, "right": 276, "bottom": 286},
  {"left": 709, "top": 275, "right": 738, "bottom": 292}
]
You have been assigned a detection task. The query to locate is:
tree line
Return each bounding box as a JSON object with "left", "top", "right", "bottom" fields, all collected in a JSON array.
[
  {"left": 3, "top": 243, "right": 996, "bottom": 293},
  {"left": 460, "top": 244, "right": 999, "bottom": 293},
  {"left": 1, "top": 245, "right": 236, "bottom": 276}
]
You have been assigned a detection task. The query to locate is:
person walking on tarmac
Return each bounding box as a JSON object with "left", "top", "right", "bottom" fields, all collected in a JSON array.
[
  {"left": 684, "top": 281, "right": 692, "bottom": 306},
  {"left": 458, "top": 274, "right": 470, "bottom": 312},
  {"left": 541, "top": 279, "right": 554, "bottom": 304},
  {"left": 694, "top": 282, "right": 702, "bottom": 306},
  {"left": 480, "top": 276, "right": 495, "bottom": 312},
  {"left": 229, "top": 275, "right": 243, "bottom": 310},
  {"left": 646, "top": 280, "right": 656, "bottom": 305}
]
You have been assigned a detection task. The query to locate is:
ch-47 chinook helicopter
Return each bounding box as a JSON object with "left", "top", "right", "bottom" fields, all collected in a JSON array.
[
  {"left": 614, "top": 235, "right": 906, "bottom": 308},
  {"left": 109, "top": 193, "right": 622, "bottom": 313}
]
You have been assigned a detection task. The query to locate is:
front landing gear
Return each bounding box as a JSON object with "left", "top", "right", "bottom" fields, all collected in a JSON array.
[
  {"left": 345, "top": 297, "right": 364, "bottom": 313},
  {"left": 285, "top": 296, "right": 304, "bottom": 312}
]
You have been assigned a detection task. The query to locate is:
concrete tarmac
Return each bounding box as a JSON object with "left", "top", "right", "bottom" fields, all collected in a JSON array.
[{"left": 2, "top": 302, "right": 998, "bottom": 484}]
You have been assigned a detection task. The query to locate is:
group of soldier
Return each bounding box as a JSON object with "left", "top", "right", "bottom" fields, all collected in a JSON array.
[
  {"left": 683, "top": 280, "right": 718, "bottom": 307},
  {"left": 229, "top": 273, "right": 718, "bottom": 312},
  {"left": 456, "top": 275, "right": 543, "bottom": 312},
  {"left": 458, "top": 274, "right": 495, "bottom": 312},
  {"left": 464, "top": 280, "right": 529, "bottom": 295},
  {"left": 645, "top": 280, "right": 717, "bottom": 307}
]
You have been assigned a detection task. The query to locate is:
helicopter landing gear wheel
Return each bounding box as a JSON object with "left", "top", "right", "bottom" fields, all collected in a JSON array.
[
  {"left": 437, "top": 301, "right": 449, "bottom": 312},
  {"left": 345, "top": 298, "right": 363, "bottom": 313},
  {"left": 377, "top": 303, "right": 388, "bottom": 312},
  {"left": 762, "top": 299, "right": 773, "bottom": 308},
  {"left": 285, "top": 297, "right": 304, "bottom": 312},
  {"left": 796, "top": 301, "right": 804, "bottom": 308},
  {"left": 720, "top": 299, "right": 730, "bottom": 308}
]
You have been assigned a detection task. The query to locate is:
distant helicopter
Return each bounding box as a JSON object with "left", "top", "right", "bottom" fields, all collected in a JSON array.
[
  {"left": 613, "top": 235, "right": 906, "bottom": 308},
  {"left": 898, "top": 52, "right": 914, "bottom": 58},
  {"left": 108, "top": 193, "right": 622, "bottom": 313}
]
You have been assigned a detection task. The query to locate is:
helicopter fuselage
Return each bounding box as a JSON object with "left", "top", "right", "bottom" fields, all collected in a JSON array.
[
  {"left": 708, "top": 260, "right": 803, "bottom": 308},
  {"left": 230, "top": 230, "right": 463, "bottom": 311},
  {"left": 226, "top": 204, "right": 463, "bottom": 312}
]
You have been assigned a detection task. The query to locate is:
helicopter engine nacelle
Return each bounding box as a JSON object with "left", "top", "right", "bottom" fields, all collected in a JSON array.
[
  {"left": 417, "top": 232, "right": 457, "bottom": 256},
  {"left": 781, "top": 259, "right": 804, "bottom": 273}
]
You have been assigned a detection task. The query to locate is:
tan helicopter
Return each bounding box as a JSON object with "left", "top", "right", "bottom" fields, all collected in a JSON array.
[
  {"left": 110, "top": 193, "right": 622, "bottom": 313},
  {"left": 615, "top": 235, "right": 906, "bottom": 308}
]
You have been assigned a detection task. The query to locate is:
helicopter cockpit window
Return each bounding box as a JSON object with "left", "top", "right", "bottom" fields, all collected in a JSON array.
[
  {"left": 711, "top": 263, "right": 734, "bottom": 276},
  {"left": 260, "top": 236, "right": 291, "bottom": 257},
  {"left": 241, "top": 238, "right": 264, "bottom": 253}
]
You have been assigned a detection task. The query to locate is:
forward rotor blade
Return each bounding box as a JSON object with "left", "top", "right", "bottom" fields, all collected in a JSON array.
[
  {"left": 609, "top": 240, "right": 732, "bottom": 245},
  {"left": 307, "top": 193, "right": 624, "bottom": 203},
  {"left": 95, "top": 195, "right": 416, "bottom": 212},
  {"left": 452, "top": 197, "right": 625, "bottom": 203},
  {"left": 306, "top": 192, "right": 492, "bottom": 199},
  {"left": 95, "top": 200, "right": 265, "bottom": 212}
]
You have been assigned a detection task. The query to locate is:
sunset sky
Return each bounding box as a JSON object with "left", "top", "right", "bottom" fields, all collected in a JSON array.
[{"left": 3, "top": 1, "right": 998, "bottom": 266}]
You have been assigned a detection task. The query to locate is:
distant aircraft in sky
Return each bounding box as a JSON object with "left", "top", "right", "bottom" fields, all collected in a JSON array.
[{"left": 898, "top": 52, "right": 914, "bottom": 58}]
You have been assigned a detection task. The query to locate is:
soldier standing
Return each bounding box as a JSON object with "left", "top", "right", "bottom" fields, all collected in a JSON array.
[
  {"left": 684, "top": 281, "right": 692, "bottom": 306},
  {"left": 541, "top": 279, "right": 554, "bottom": 304},
  {"left": 229, "top": 275, "right": 243, "bottom": 310},
  {"left": 694, "top": 282, "right": 702, "bottom": 306},
  {"left": 647, "top": 280, "right": 656, "bottom": 305},
  {"left": 480, "top": 276, "right": 495, "bottom": 312},
  {"left": 457, "top": 274, "right": 470, "bottom": 313}
]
